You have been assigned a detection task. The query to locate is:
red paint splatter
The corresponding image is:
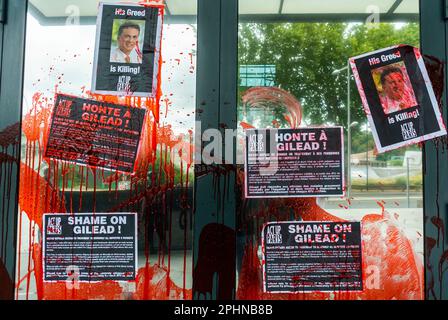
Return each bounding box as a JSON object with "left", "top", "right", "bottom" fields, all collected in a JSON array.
[
  {"left": 15, "top": 2, "right": 196, "bottom": 301},
  {"left": 0, "top": 120, "right": 21, "bottom": 300},
  {"left": 240, "top": 122, "right": 255, "bottom": 130},
  {"left": 193, "top": 223, "right": 235, "bottom": 300},
  {"left": 0, "top": 260, "right": 14, "bottom": 299},
  {"left": 236, "top": 86, "right": 423, "bottom": 300},
  {"left": 242, "top": 87, "right": 302, "bottom": 128}
]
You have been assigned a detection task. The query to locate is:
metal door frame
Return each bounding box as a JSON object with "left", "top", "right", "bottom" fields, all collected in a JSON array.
[
  {"left": 0, "top": 0, "right": 27, "bottom": 301},
  {"left": 421, "top": 0, "right": 448, "bottom": 301},
  {"left": 193, "top": 0, "right": 238, "bottom": 300}
]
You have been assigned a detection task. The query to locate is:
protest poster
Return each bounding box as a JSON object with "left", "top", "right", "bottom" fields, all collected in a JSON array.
[
  {"left": 43, "top": 213, "right": 137, "bottom": 282},
  {"left": 244, "top": 127, "right": 344, "bottom": 198},
  {"left": 350, "top": 45, "right": 446, "bottom": 153},
  {"left": 262, "top": 221, "right": 362, "bottom": 293},
  {"left": 44, "top": 94, "right": 146, "bottom": 173},
  {"left": 91, "top": 2, "right": 162, "bottom": 97}
]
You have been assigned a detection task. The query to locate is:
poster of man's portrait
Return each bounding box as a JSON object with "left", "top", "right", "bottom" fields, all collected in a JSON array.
[
  {"left": 110, "top": 20, "right": 146, "bottom": 64},
  {"left": 350, "top": 45, "right": 446, "bottom": 153},
  {"left": 92, "top": 3, "right": 162, "bottom": 97}
]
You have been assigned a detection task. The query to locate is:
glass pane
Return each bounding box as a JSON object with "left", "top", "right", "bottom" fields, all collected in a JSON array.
[
  {"left": 237, "top": 0, "right": 423, "bottom": 300},
  {"left": 239, "top": 0, "right": 281, "bottom": 14},
  {"left": 282, "top": 0, "right": 396, "bottom": 14},
  {"left": 17, "top": 0, "right": 196, "bottom": 300}
]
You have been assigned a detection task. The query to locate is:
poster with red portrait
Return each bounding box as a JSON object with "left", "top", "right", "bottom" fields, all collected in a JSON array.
[{"left": 350, "top": 45, "right": 446, "bottom": 153}]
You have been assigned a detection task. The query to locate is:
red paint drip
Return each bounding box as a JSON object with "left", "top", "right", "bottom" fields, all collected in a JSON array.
[{"left": 0, "top": 260, "right": 14, "bottom": 299}]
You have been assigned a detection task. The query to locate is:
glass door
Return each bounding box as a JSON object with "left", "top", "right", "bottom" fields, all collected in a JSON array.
[
  {"left": 5, "top": 0, "right": 447, "bottom": 301},
  {"left": 236, "top": 0, "right": 424, "bottom": 300},
  {"left": 16, "top": 0, "right": 197, "bottom": 300}
]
